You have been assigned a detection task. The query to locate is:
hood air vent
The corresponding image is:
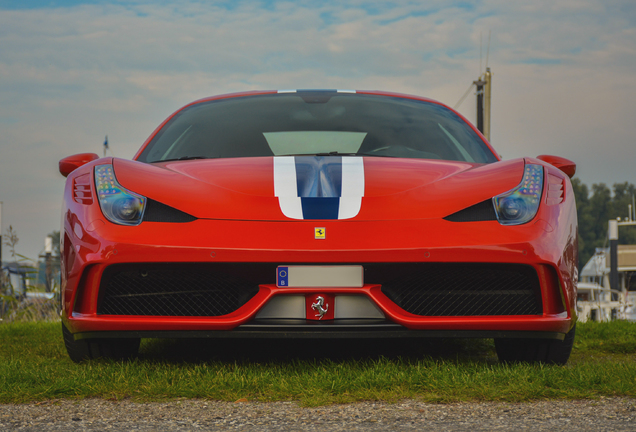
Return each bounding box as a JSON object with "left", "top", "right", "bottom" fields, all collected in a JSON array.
[
  {"left": 142, "top": 199, "right": 197, "bottom": 223},
  {"left": 444, "top": 199, "right": 497, "bottom": 222},
  {"left": 73, "top": 173, "right": 93, "bottom": 205}
]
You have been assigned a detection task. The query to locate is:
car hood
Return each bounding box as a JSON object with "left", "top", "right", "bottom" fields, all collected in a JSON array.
[{"left": 113, "top": 156, "right": 524, "bottom": 221}]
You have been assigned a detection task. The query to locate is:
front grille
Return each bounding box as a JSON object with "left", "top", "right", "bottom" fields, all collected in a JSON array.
[
  {"left": 98, "top": 264, "right": 266, "bottom": 316},
  {"left": 376, "top": 263, "right": 542, "bottom": 316},
  {"left": 97, "top": 263, "right": 542, "bottom": 318}
]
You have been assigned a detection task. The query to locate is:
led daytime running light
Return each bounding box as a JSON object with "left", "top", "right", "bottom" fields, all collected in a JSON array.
[
  {"left": 493, "top": 164, "right": 543, "bottom": 225},
  {"left": 95, "top": 164, "right": 146, "bottom": 226}
]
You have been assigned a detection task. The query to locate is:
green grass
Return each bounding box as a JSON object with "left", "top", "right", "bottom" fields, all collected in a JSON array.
[{"left": 0, "top": 321, "right": 635, "bottom": 406}]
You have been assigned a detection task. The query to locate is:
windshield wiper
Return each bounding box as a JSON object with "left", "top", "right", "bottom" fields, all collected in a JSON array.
[
  {"left": 281, "top": 152, "right": 398, "bottom": 158},
  {"left": 155, "top": 156, "right": 209, "bottom": 162},
  {"left": 355, "top": 152, "right": 398, "bottom": 158},
  {"left": 280, "top": 151, "right": 359, "bottom": 157},
  {"left": 315, "top": 151, "right": 357, "bottom": 156}
]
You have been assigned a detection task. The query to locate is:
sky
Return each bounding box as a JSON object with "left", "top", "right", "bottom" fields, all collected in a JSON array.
[{"left": 0, "top": 0, "right": 635, "bottom": 261}]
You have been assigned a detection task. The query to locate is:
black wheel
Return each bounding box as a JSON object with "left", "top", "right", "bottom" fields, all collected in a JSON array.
[
  {"left": 495, "top": 325, "right": 576, "bottom": 365},
  {"left": 96, "top": 338, "right": 141, "bottom": 360},
  {"left": 62, "top": 323, "right": 140, "bottom": 363},
  {"left": 62, "top": 322, "right": 92, "bottom": 362}
]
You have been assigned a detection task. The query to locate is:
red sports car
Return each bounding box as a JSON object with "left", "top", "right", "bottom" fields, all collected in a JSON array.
[{"left": 59, "top": 90, "right": 578, "bottom": 364}]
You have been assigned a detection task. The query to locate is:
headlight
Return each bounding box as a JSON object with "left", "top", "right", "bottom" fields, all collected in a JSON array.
[
  {"left": 95, "top": 164, "right": 146, "bottom": 226},
  {"left": 493, "top": 164, "right": 543, "bottom": 225}
]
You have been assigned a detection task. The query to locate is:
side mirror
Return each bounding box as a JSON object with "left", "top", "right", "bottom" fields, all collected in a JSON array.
[
  {"left": 536, "top": 155, "right": 576, "bottom": 178},
  {"left": 59, "top": 153, "right": 99, "bottom": 177}
]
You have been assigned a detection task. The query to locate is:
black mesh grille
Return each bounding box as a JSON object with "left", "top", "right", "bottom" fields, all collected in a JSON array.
[
  {"left": 377, "top": 263, "right": 542, "bottom": 316},
  {"left": 97, "top": 263, "right": 542, "bottom": 317},
  {"left": 98, "top": 264, "right": 264, "bottom": 316},
  {"left": 143, "top": 199, "right": 197, "bottom": 223},
  {"left": 444, "top": 199, "right": 497, "bottom": 222}
]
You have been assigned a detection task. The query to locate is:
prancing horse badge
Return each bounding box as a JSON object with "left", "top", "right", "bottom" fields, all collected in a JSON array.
[
  {"left": 315, "top": 227, "right": 326, "bottom": 239},
  {"left": 311, "top": 296, "right": 328, "bottom": 320},
  {"left": 306, "top": 294, "right": 334, "bottom": 320}
]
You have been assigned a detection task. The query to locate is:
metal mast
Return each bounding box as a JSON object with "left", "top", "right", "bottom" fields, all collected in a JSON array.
[
  {"left": 483, "top": 67, "right": 492, "bottom": 141},
  {"left": 473, "top": 67, "right": 492, "bottom": 141}
]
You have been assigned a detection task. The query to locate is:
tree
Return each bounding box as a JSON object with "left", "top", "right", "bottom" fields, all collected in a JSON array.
[
  {"left": 572, "top": 178, "right": 593, "bottom": 268},
  {"left": 574, "top": 179, "right": 636, "bottom": 269},
  {"left": 611, "top": 183, "right": 636, "bottom": 246},
  {"left": 2, "top": 226, "right": 20, "bottom": 297},
  {"left": 3, "top": 225, "right": 19, "bottom": 262}
]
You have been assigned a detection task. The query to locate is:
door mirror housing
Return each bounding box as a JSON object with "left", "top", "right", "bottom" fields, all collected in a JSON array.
[
  {"left": 536, "top": 155, "right": 576, "bottom": 178},
  {"left": 59, "top": 153, "right": 99, "bottom": 177}
]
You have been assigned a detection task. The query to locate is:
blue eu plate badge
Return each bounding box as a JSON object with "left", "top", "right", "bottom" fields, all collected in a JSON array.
[{"left": 277, "top": 267, "right": 289, "bottom": 287}]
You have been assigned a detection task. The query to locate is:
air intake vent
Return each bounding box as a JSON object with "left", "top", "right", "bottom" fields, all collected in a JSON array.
[
  {"left": 444, "top": 199, "right": 497, "bottom": 222},
  {"left": 379, "top": 263, "right": 543, "bottom": 316},
  {"left": 546, "top": 174, "right": 564, "bottom": 205},
  {"left": 73, "top": 173, "right": 93, "bottom": 204},
  {"left": 98, "top": 264, "right": 261, "bottom": 316},
  {"left": 143, "top": 199, "right": 197, "bottom": 223}
]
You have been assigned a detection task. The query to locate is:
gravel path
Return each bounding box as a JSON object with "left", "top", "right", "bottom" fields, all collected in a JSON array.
[{"left": 1, "top": 397, "right": 635, "bottom": 431}]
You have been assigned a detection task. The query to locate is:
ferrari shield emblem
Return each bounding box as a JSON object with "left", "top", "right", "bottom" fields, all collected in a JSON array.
[{"left": 315, "top": 227, "right": 326, "bottom": 239}]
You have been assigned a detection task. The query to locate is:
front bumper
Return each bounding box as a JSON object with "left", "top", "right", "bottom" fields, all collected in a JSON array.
[{"left": 62, "top": 217, "right": 574, "bottom": 338}]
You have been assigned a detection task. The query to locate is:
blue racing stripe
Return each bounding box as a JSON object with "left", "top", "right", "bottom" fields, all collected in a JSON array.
[
  {"left": 295, "top": 156, "right": 342, "bottom": 198},
  {"left": 301, "top": 197, "right": 340, "bottom": 220}
]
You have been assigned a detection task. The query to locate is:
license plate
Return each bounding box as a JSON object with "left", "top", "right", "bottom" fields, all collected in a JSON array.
[{"left": 276, "top": 265, "right": 363, "bottom": 288}]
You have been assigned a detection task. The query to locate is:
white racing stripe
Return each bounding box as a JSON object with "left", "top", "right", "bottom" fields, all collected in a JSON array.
[
  {"left": 338, "top": 157, "right": 364, "bottom": 219},
  {"left": 273, "top": 156, "right": 297, "bottom": 197},
  {"left": 273, "top": 157, "right": 303, "bottom": 219}
]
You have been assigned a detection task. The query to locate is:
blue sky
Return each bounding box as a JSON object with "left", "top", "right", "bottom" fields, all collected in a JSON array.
[
  {"left": 0, "top": 0, "right": 106, "bottom": 8},
  {"left": 1, "top": 0, "right": 635, "bottom": 260}
]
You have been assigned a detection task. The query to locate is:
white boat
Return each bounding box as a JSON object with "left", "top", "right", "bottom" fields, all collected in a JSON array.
[
  {"left": 576, "top": 281, "right": 632, "bottom": 322},
  {"left": 579, "top": 245, "right": 636, "bottom": 322}
]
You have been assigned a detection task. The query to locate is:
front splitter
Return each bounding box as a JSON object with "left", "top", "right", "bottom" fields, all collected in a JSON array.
[{"left": 73, "top": 319, "right": 565, "bottom": 341}]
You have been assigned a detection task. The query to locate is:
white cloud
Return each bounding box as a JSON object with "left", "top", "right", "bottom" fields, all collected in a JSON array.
[{"left": 0, "top": 0, "right": 635, "bottom": 259}]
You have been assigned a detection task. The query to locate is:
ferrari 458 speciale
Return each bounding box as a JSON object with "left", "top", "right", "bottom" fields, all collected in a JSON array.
[{"left": 59, "top": 90, "right": 578, "bottom": 364}]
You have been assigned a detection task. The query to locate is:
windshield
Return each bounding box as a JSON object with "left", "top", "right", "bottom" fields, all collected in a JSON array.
[{"left": 137, "top": 92, "right": 497, "bottom": 164}]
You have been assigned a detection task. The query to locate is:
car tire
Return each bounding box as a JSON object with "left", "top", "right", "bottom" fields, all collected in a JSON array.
[
  {"left": 494, "top": 324, "right": 576, "bottom": 365},
  {"left": 62, "top": 322, "right": 92, "bottom": 363},
  {"left": 62, "top": 323, "right": 140, "bottom": 363},
  {"left": 95, "top": 338, "right": 141, "bottom": 360}
]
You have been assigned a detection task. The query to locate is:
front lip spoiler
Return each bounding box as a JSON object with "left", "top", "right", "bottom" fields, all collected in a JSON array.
[
  {"left": 67, "top": 282, "right": 571, "bottom": 334},
  {"left": 73, "top": 320, "right": 565, "bottom": 341}
]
